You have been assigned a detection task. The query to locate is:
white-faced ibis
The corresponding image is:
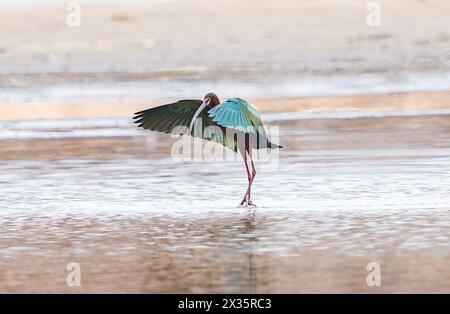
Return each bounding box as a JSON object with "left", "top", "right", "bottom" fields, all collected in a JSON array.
[{"left": 133, "top": 92, "right": 282, "bottom": 206}]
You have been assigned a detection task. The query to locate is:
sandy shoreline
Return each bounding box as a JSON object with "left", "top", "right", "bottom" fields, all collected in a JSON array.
[
  {"left": 2, "top": 0, "right": 450, "bottom": 120},
  {"left": 1, "top": 90, "right": 449, "bottom": 121}
]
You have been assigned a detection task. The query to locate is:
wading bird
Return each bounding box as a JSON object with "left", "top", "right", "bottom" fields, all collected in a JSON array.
[{"left": 133, "top": 93, "right": 282, "bottom": 206}]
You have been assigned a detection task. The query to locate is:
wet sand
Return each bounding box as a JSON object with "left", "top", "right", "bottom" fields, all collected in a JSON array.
[{"left": 1, "top": 114, "right": 449, "bottom": 293}]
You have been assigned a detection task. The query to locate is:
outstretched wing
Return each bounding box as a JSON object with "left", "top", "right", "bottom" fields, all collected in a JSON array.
[
  {"left": 207, "top": 98, "right": 264, "bottom": 134},
  {"left": 133, "top": 100, "right": 232, "bottom": 149},
  {"left": 133, "top": 99, "right": 204, "bottom": 134}
]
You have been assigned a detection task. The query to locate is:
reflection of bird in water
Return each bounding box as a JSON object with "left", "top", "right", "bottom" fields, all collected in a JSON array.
[
  {"left": 247, "top": 253, "right": 257, "bottom": 293},
  {"left": 243, "top": 209, "right": 257, "bottom": 228},
  {"left": 243, "top": 210, "right": 258, "bottom": 293},
  {"left": 133, "top": 92, "right": 282, "bottom": 206}
]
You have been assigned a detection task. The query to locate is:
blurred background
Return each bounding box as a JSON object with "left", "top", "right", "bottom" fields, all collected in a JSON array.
[
  {"left": 1, "top": 0, "right": 450, "bottom": 122},
  {"left": 1, "top": 0, "right": 450, "bottom": 293}
]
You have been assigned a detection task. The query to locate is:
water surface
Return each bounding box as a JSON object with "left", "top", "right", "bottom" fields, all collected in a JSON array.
[{"left": 0, "top": 115, "right": 449, "bottom": 292}]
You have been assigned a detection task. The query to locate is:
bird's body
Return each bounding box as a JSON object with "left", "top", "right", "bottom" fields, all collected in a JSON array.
[{"left": 133, "top": 93, "right": 282, "bottom": 206}]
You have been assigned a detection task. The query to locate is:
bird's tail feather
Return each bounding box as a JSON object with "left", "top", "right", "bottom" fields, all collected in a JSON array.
[{"left": 268, "top": 142, "right": 283, "bottom": 149}]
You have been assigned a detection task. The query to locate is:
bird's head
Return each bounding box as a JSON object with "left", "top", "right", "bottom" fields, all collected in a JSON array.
[
  {"left": 190, "top": 92, "right": 221, "bottom": 132},
  {"left": 203, "top": 92, "right": 220, "bottom": 108}
]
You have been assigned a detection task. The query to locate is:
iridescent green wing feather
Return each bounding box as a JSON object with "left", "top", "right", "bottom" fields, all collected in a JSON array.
[{"left": 133, "top": 100, "right": 203, "bottom": 134}]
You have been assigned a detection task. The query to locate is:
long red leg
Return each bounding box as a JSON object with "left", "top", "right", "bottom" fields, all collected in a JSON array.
[
  {"left": 240, "top": 150, "right": 257, "bottom": 207},
  {"left": 247, "top": 153, "right": 257, "bottom": 206},
  {"left": 240, "top": 152, "right": 252, "bottom": 206}
]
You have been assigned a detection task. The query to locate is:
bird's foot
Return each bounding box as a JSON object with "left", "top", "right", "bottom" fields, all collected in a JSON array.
[
  {"left": 240, "top": 195, "right": 257, "bottom": 207},
  {"left": 240, "top": 193, "right": 248, "bottom": 206}
]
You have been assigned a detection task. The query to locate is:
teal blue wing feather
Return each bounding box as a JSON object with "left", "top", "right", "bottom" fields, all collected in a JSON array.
[{"left": 207, "top": 98, "right": 263, "bottom": 134}]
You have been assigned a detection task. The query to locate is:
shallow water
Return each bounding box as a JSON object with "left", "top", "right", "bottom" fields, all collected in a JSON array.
[{"left": 0, "top": 115, "right": 450, "bottom": 292}]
